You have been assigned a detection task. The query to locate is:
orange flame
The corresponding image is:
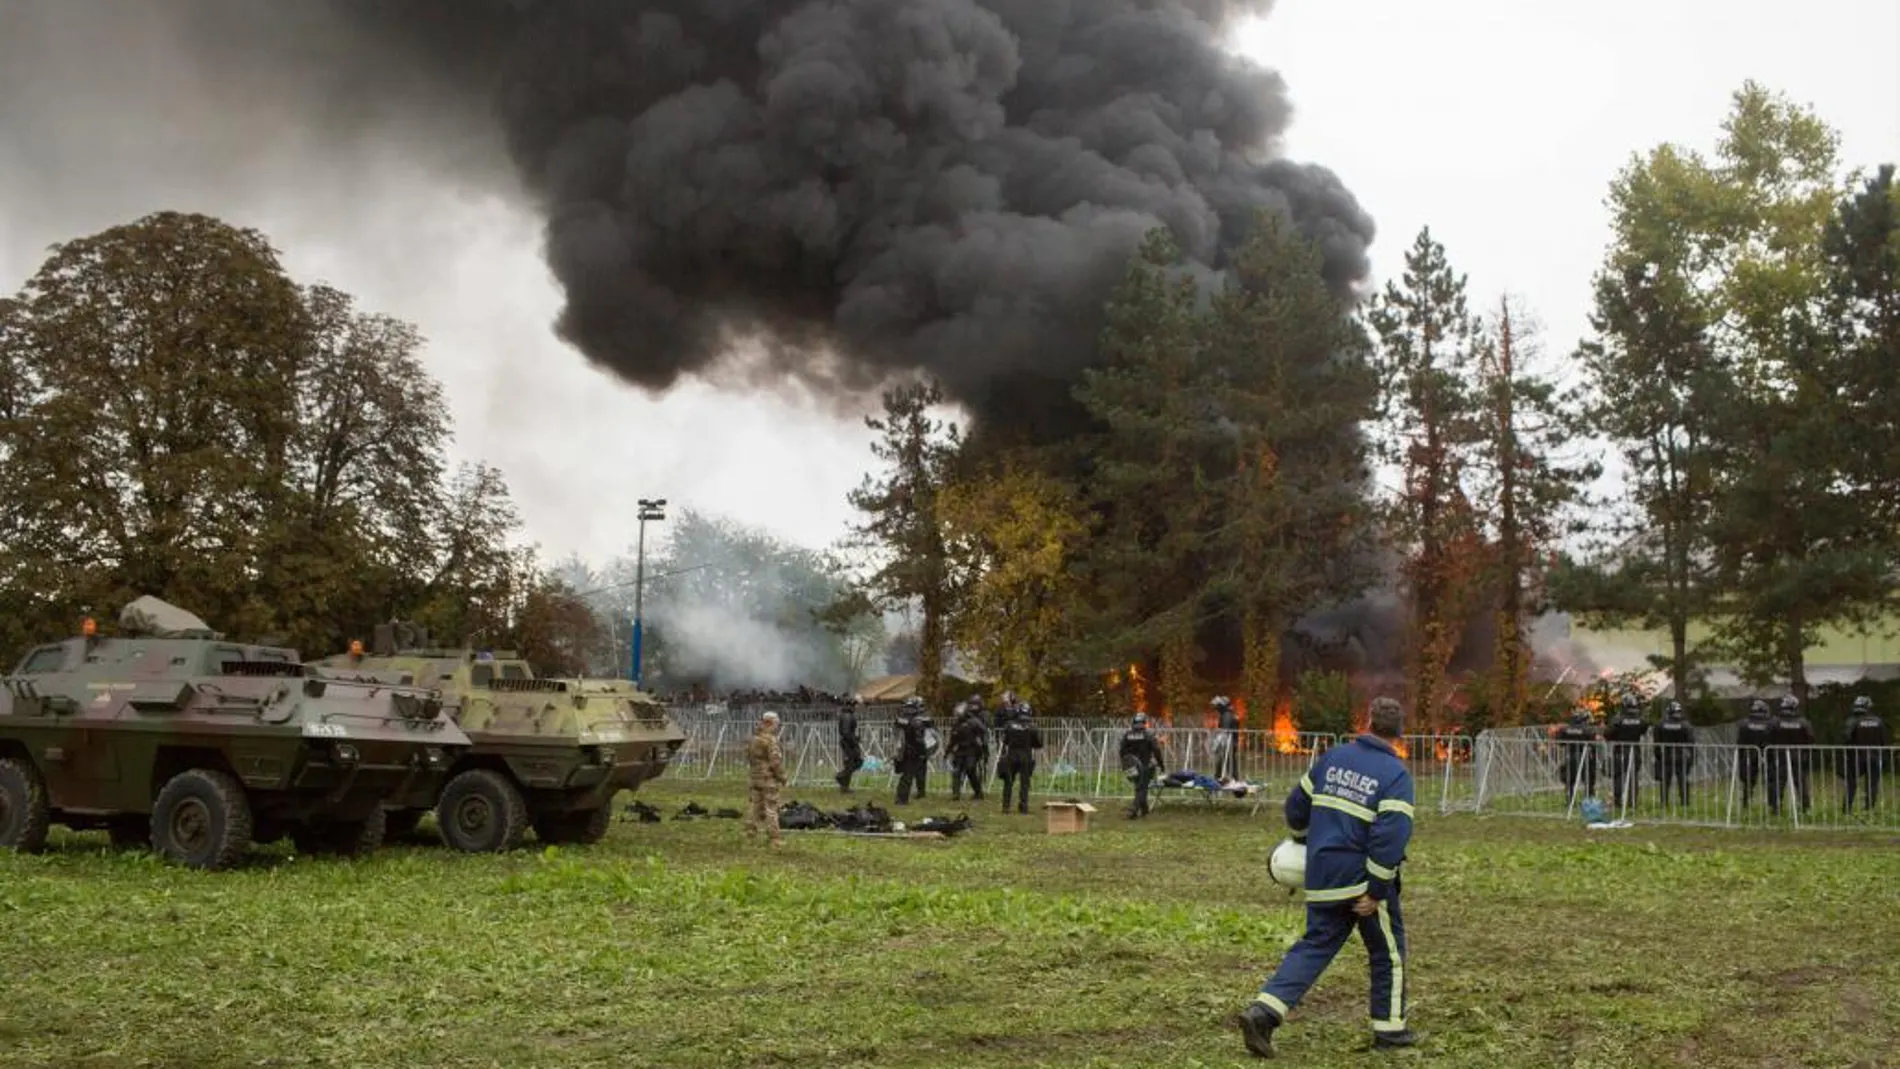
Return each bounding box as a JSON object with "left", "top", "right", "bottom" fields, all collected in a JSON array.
[
  {"left": 1128, "top": 663, "right": 1148, "bottom": 716},
  {"left": 1271, "top": 696, "right": 1299, "bottom": 754},
  {"left": 1392, "top": 738, "right": 1411, "bottom": 759}
]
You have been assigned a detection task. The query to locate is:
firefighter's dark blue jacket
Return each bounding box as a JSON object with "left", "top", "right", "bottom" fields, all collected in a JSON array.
[{"left": 1285, "top": 734, "right": 1415, "bottom": 902}]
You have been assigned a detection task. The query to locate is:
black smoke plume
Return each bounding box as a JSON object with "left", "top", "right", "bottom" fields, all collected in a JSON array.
[{"left": 21, "top": 0, "right": 1373, "bottom": 427}]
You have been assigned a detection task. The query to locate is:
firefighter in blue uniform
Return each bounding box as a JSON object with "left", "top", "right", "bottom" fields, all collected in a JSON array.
[{"left": 1238, "top": 697, "right": 1420, "bottom": 1058}]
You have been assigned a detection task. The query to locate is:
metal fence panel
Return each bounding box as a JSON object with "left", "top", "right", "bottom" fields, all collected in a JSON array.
[{"left": 1468, "top": 732, "right": 1900, "bottom": 831}]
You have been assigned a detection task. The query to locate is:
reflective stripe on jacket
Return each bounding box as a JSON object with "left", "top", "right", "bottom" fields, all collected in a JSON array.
[{"left": 1285, "top": 734, "right": 1414, "bottom": 902}]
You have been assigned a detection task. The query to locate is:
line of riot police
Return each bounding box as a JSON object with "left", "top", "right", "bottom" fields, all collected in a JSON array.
[
  {"left": 1557, "top": 693, "right": 1891, "bottom": 814},
  {"left": 833, "top": 691, "right": 1047, "bottom": 812}
]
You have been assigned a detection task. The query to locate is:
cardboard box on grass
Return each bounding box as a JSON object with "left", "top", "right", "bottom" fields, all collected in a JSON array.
[{"left": 1042, "top": 800, "right": 1097, "bottom": 834}]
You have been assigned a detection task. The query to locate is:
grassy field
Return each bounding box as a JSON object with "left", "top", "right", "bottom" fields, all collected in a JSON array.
[{"left": 2, "top": 781, "right": 1897, "bottom": 1069}]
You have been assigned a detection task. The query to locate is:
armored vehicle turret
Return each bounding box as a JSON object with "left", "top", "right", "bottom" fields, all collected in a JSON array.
[
  {"left": 0, "top": 598, "right": 471, "bottom": 869},
  {"left": 313, "top": 621, "right": 685, "bottom": 852}
]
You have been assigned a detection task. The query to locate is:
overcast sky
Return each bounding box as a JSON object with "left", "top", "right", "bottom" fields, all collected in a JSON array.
[{"left": 3, "top": 0, "right": 1895, "bottom": 566}]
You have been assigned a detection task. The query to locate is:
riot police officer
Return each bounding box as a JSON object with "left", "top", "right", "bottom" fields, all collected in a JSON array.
[
  {"left": 1652, "top": 700, "right": 1695, "bottom": 808},
  {"left": 1736, "top": 699, "right": 1774, "bottom": 808},
  {"left": 948, "top": 700, "right": 989, "bottom": 802},
  {"left": 1606, "top": 694, "right": 1649, "bottom": 810},
  {"left": 1556, "top": 708, "right": 1599, "bottom": 804},
  {"left": 1211, "top": 695, "right": 1241, "bottom": 781},
  {"left": 997, "top": 701, "right": 1044, "bottom": 813},
  {"left": 835, "top": 697, "right": 863, "bottom": 793},
  {"left": 1767, "top": 695, "right": 1815, "bottom": 816},
  {"left": 1843, "top": 695, "right": 1890, "bottom": 812},
  {"left": 893, "top": 696, "right": 936, "bottom": 805},
  {"left": 1118, "top": 712, "right": 1165, "bottom": 818}
]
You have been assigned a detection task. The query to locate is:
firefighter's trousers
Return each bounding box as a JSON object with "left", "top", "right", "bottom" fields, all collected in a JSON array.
[{"left": 1255, "top": 894, "right": 1409, "bottom": 1035}]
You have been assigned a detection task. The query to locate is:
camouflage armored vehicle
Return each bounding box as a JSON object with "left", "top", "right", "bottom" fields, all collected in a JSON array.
[
  {"left": 312, "top": 622, "right": 685, "bottom": 852},
  {"left": 0, "top": 597, "right": 471, "bottom": 869}
]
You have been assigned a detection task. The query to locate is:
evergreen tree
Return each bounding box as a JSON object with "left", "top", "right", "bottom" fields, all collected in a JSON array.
[
  {"left": 846, "top": 381, "right": 962, "bottom": 707},
  {"left": 1203, "top": 212, "right": 1379, "bottom": 723},
  {"left": 1365, "top": 228, "right": 1485, "bottom": 728},
  {"left": 1073, "top": 229, "right": 1216, "bottom": 711},
  {"left": 1077, "top": 218, "right": 1378, "bottom": 720},
  {"left": 1820, "top": 164, "right": 1900, "bottom": 551}
]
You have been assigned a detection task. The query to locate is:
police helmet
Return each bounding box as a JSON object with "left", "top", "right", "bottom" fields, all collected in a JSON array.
[
  {"left": 1620, "top": 693, "right": 1640, "bottom": 712},
  {"left": 1570, "top": 707, "right": 1590, "bottom": 723},
  {"left": 1665, "top": 700, "right": 1684, "bottom": 718},
  {"left": 1211, "top": 695, "right": 1232, "bottom": 710},
  {"left": 904, "top": 695, "right": 924, "bottom": 709},
  {"left": 1852, "top": 696, "right": 1873, "bottom": 713},
  {"left": 1017, "top": 701, "right": 1033, "bottom": 716},
  {"left": 1779, "top": 695, "right": 1799, "bottom": 713},
  {"left": 1132, "top": 711, "right": 1149, "bottom": 727},
  {"left": 1750, "top": 699, "right": 1770, "bottom": 715}
]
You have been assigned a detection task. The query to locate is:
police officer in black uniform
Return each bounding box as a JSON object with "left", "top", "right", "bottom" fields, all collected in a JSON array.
[
  {"left": 1606, "top": 694, "right": 1649, "bottom": 811},
  {"left": 997, "top": 701, "right": 1044, "bottom": 813},
  {"left": 893, "top": 695, "right": 936, "bottom": 805},
  {"left": 1843, "top": 695, "right": 1890, "bottom": 812},
  {"left": 835, "top": 697, "right": 863, "bottom": 793},
  {"left": 1652, "top": 700, "right": 1695, "bottom": 808},
  {"left": 1556, "top": 708, "right": 1599, "bottom": 804},
  {"left": 948, "top": 700, "right": 989, "bottom": 802},
  {"left": 1212, "top": 695, "right": 1241, "bottom": 781},
  {"left": 1767, "top": 695, "right": 1815, "bottom": 816},
  {"left": 1736, "top": 699, "right": 1774, "bottom": 809},
  {"left": 1118, "top": 711, "right": 1165, "bottom": 818}
]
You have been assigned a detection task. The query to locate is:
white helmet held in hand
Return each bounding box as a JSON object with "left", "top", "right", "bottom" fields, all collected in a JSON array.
[{"left": 1268, "top": 838, "right": 1306, "bottom": 890}]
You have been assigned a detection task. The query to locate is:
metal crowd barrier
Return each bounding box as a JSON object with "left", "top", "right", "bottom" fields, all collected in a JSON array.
[{"left": 1468, "top": 735, "right": 1900, "bottom": 830}]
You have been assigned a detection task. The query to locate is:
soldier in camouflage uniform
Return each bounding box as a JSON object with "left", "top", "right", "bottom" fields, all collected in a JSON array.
[{"left": 746, "top": 711, "right": 787, "bottom": 846}]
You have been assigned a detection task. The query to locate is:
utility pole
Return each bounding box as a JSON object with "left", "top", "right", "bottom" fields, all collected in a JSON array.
[{"left": 632, "top": 498, "right": 666, "bottom": 686}]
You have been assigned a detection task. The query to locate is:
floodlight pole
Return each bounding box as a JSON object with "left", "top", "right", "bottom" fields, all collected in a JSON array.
[{"left": 632, "top": 498, "right": 667, "bottom": 686}]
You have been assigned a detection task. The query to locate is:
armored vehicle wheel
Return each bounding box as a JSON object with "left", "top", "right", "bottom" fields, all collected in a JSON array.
[
  {"left": 107, "top": 815, "right": 151, "bottom": 851},
  {"left": 291, "top": 807, "right": 387, "bottom": 857},
  {"left": 0, "top": 758, "right": 53, "bottom": 853},
  {"left": 384, "top": 808, "right": 426, "bottom": 841},
  {"left": 533, "top": 804, "right": 612, "bottom": 846},
  {"left": 435, "top": 769, "right": 528, "bottom": 853},
  {"left": 151, "top": 769, "right": 254, "bottom": 870}
]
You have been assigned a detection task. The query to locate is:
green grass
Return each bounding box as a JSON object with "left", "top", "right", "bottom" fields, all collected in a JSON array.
[{"left": 2, "top": 781, "right": 1897, "bottom": 1069}]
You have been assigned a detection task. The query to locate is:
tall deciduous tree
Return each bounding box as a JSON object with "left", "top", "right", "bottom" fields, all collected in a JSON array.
[
  {"left": 0, "top": 211, "right": 308, "bottom": 645},
  {"left": 1698, "top": 85, "right": 1893, "bottom": 696},
  {"left": 1470, "top": 298, "right": 1599, "bottom": 724},
  {"left": 939, "top": 459, "right": 1086, "bottom": 706},
  {"left": 1561, "top": 139, "right": 1728, "bottom": 700},
  {"left": 847, "top": 386, "right": 962, "bottom": 706},
  {"left": 1366, "top": 228, "right": 1485, "bottom": 729}
]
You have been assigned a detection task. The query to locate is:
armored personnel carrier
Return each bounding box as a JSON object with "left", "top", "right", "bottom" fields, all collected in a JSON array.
[
  {"left": 0, "top": 597, "right": 471, "bottom": 869},
  {"left": 313, "top": 622, "right": 685, "bottom": 852}
]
